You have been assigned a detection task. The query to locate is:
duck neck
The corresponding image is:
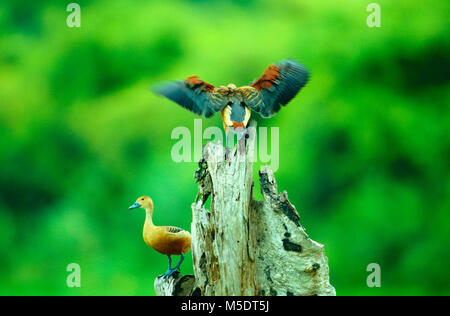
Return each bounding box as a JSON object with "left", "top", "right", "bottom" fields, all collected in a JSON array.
[{"left": 144, "top": 208, "right": 154, "bottom": 227}]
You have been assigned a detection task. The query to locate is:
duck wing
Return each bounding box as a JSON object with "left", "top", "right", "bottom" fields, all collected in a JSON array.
[
  {"left": 153, "top": 75, "right": 228, "bottom": 118},
  {"left": 249, "top": 59, "right": 309, "bottom": 118},
  {"left": 165, "top": 226, "right": 186, "bottom": 234}
]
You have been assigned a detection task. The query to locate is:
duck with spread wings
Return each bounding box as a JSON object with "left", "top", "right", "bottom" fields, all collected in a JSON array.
[{"left": 153, "top": 59, "right": 309, "bottom": 149}]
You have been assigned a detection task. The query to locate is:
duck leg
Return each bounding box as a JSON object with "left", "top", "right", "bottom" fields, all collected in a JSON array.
[
  {"left": 237, "top": 128, "right": 247, "bottom": 156},
  {"left": 225, "top": 132, "right": 231, "bottom": 161},
  {"left": 173, "top": 252, "right": 185, "bottom": 272},
  {"left": 160, "top": 253, "right": 185, "bottom": 278},
  {"left": 159, "top": 255, "right": 176, "bottom": 278}
]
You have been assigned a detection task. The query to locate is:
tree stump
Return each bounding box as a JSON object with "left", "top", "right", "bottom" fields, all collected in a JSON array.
[
  {"left": 154, "top": 274, "right": 197, "bottom": 296},
  {"left": 155, "top": 127, "right": 336, "bottom": 296}
]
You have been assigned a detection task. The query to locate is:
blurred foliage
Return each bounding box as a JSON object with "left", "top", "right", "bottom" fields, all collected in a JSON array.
[{"left": 0, "top": 0, "right": 449, "bottom": 296}]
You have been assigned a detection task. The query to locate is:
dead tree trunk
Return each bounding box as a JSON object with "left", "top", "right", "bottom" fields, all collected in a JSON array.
[
  {"left": 154, "top": 274, "right": 197, "bottom": 296},
  {"left": 155, "top": 127, "right": 336, "bottom": 296}
]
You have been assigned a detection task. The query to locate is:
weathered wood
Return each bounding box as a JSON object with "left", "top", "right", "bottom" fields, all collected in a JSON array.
[
  {"left": 154, "top": 274, "right": 196, "bottom": 296},
  {"left": 251, "top": 167, "right": 335, "bottom": 296},
  {"left": 191, "top": 134, "right": 256, "bottom": 296},
  {"left": 155, "top": 124, "right": 335, "bottom": 296}
]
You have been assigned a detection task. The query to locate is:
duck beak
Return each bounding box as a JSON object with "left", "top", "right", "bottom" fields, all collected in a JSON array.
[{"left": 128, "top": 202, "right": 141, "bottom": 210}]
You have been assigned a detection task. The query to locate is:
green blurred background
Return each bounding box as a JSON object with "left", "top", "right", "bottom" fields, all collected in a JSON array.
[{"left": 0, "top": 0, "right": 448, "bottom": 296}]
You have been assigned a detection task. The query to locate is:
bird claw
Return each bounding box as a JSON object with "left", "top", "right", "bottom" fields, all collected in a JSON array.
[{"left": 158, "top": 268, "right": 180, "bottom": 279}]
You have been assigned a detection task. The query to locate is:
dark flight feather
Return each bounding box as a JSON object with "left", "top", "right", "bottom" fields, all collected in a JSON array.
[
  {"left": 153, "top": 76, "right": 226, "bottom": 118},
  {"left": 250, "top": 60, "right": 309, "bottom": 118}
]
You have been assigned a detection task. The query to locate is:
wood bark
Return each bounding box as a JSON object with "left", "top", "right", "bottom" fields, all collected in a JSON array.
[
  {"left": 154, "top": 274, "right": 197, "bottom": 296},
  {"left": 155, "top": 126, "right": 336, "bottom": 296}
]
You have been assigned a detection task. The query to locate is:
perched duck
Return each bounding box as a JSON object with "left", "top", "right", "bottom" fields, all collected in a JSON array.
[{"left": 129, "top": 196, "right": 191, "bottom": 277}]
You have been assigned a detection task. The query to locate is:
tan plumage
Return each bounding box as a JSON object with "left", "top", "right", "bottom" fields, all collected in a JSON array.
[
  {"left": 129, "top": 196, "right": 191, "bottom": 276},
  {"left": 143, "top": 221, "right": 191, "bottom": 256}
]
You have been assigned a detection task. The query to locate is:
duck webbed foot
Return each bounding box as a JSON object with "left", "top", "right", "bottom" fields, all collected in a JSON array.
[
  {"left": 158, "top": 253, "right": 185, "bottom": 278},
  {"left": 159, "top": 268, "right": 180, "bottom": 278}
]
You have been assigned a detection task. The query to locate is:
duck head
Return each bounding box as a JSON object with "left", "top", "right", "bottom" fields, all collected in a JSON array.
[{"left": 129, "top": 196, "right": 154, "bottom": 211}]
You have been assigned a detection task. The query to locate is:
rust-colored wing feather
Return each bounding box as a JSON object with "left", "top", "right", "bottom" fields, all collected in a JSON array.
[
  {"left": 250, "top": 60, "right": 309, "bottom": 118},
  {"left": 153, "top": 75, "right": 227, "bottom": 118}
]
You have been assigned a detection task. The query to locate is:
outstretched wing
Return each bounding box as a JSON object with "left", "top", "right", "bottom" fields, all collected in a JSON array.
[
  {"left": 249, "top": 60, "right": 309, "bottom": 118},
  {"left": 153, "top": 75, "right": 227, "bottom": 118},
  {"left": 238, "top": 86, "right": 264, "bottom": 113}
]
